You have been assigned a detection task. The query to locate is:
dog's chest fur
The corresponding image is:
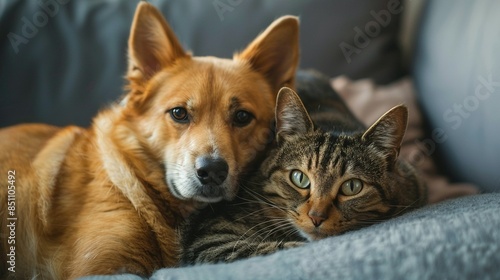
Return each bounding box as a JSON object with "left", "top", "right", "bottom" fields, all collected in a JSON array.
[{"left": 0, "top": 115, "right": 185, "bottom": 278}]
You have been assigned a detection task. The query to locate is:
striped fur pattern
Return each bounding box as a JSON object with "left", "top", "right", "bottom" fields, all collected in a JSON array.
[{"left": 181, "top": 72, "right": 427, "bottom": 265}]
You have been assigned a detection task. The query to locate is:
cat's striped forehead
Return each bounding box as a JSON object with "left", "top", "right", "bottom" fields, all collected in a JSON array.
[{"left": 272, "top": 131, "right": 385, "bottom": 192}]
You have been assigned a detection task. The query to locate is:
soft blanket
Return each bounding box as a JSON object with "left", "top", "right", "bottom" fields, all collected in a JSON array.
[{"left": 84, "top": 193, "right": 500, "bottom": 280}]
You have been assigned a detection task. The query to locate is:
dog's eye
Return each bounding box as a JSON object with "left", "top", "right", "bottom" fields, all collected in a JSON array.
[
  {"left": 170, "top": 107, "right": 189, "bottom": 123},
  {"left": 233, "top": 110, "right": 253, "bottom": 127}
]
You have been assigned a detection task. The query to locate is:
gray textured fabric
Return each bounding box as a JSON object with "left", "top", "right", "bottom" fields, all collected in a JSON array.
[
  {"left": 413, "top": 0, "right": 500, "bottom": 192},
  {"left": 82, "top": 193, "right": 500, "bottom": 280}
]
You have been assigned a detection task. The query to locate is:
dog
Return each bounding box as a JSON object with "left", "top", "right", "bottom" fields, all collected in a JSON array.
[{"left": 0, "top": 2, "right": 299, "bottom": 279}]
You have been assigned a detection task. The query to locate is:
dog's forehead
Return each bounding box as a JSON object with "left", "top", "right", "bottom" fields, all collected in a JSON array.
[
  {"left": 192, "top": 56, "right": 237, "bottom": 68},
  {"left": 153, "top": 57, "right": 274, "bottom": 108}
]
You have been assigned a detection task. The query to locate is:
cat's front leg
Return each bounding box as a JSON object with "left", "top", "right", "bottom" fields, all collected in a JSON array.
[
  {"left": 225, "top": 240, "right": 307, "bottom": 262},
  {"left": 281, "top": 241, "right": 306, "bottom": 249}
]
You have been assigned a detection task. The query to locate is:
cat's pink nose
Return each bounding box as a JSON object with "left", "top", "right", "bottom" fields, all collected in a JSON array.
[{"left": 308, "top": 212, "right": 327, "bottom": 227}]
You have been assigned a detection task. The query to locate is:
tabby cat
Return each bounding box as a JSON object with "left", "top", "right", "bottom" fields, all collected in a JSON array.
[{"left": 181, "top": 74, "right": 427, "bottom": 265}]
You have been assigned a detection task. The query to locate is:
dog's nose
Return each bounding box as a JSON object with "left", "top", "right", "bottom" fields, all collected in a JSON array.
[{"left": 195, "top": 157, "right": 229, "bottom": 185}]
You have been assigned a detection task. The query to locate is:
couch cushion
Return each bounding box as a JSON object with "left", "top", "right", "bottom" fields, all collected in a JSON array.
[
  {"left": 413, "top": 0, "right": 500, "bottom": 192},
  {"left": 0, "top": 0, "right": 404, "bottom": 127},
  {"left": 82, "top": 193, "right": 500, "bottom": 279}
]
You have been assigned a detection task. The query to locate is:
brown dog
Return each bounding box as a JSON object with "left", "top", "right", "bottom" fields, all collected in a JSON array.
[{"left": 0, "top": 2, "right": 299, "bottom": 279}]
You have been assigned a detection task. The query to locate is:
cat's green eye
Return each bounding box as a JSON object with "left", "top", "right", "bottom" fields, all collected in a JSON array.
[
  {"left": 290, "top": 170, "right": 311, "bottom": 189},
  {"left": 341, "top": 179, "right": 363, "bottom": 196}
]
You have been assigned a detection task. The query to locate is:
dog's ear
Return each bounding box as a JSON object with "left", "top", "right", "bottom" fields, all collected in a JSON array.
[
  {"left": 275, "top": 87, "right": 313, "bottom": 144},
  {"left": 235, "top": 16, "right": 300, "bottom": 93},
  {"left": 127, "top": 2, "right": 187, "bottom": 83}
]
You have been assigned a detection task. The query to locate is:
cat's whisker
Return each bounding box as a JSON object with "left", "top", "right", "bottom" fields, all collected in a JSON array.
[
  {"left": 391, "top": 197, "right": 426, "bottom": 216},
  {"left": 258, "top": 228, "right": 297, "bottom": 253},
  {"left": 236, "top": 195, "right": 286, "bottom": 214},
  {"left": 243, "top": 219, "right": 291, "bottom": 241},
  {"left": 241, "top": 188, "right": 289, "bottom": 214},
  {"left": 230, "top": 219, "right": 292, "bottom": 255},
  {"left": 260, "top": 222, "right": 292, "bottom": 239},
  {"left": 233, "top": 208, "right": 276, "bottom": 221},
  {"left": 240, "top": 185, "right": 273, "bottom": 203},
  {"left": 233, "top": 193, "right": 276, "bottom": 208},
  {"left": 251, "top": 220, "right": 295, "bottom": 244},
  {"left": 279, "top": 224, "right": 301, "bottom": 239},
  {"left": 235, "top": 218, "right": 289, "bottom": 243}
]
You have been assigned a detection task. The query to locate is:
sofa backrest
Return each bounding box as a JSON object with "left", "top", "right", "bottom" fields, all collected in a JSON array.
[
  {"left": 413, "top": 0, "right": 500, "bottom": 191},
  {"left": 0, "top": 0, "right": 404, "bottom": 127}
]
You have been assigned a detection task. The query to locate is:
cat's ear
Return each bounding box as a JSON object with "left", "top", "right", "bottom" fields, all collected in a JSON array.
[
  {"left": 127, "top": 2, "right": 188, "bottom": 83},
  {"left": 275, "top": 87, "right": 314, "bottom": 143},
  {"left": 362, "top": 105, "right": 408, "bottom": 164}
]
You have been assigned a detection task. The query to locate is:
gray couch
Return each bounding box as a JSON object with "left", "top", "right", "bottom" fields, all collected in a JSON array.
[
  {"left": 86, "top": 193, "right": 500, "bottom": 280},
  {"left": 1, "top": 0, "right": 499, "bottom": 279}
]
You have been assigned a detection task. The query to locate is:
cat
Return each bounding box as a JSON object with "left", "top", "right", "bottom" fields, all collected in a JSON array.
[{"left": 180, "top": 71, "right": 427, "bottom": 265}]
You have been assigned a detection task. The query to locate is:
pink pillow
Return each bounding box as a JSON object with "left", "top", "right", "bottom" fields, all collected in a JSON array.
[{"left": 331, "top": 76, "right": 478, "bottom": 203}]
